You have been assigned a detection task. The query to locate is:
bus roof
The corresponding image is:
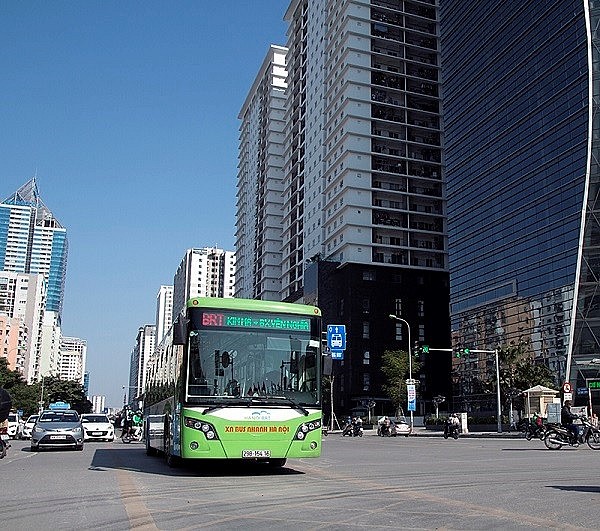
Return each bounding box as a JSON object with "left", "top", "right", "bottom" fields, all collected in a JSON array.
[{"left": 186, "top": 297, "right": 321, "bottom": 317}]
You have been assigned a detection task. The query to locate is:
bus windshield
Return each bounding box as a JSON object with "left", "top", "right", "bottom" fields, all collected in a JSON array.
[{"left": 186, "top": 311, "right": 320, "bottom": 406}]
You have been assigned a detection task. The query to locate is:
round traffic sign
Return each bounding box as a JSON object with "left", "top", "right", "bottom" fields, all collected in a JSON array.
[{"left": 562, "top": 382, "right": 572, "bottom": 393}]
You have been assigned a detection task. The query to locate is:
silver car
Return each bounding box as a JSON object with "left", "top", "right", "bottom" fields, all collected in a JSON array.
[{"left": 31, "top": 410, "right": 84, "bottom": 451}]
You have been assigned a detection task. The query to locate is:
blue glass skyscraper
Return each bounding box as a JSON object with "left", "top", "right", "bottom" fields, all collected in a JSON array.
[
  {"left": 441, "top": 0, "right": 600, "bottom": 404},
  {"left": 0, "top": 178, "right": 68, "bottom": 318}
]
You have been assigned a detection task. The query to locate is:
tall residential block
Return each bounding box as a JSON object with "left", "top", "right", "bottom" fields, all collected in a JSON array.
[
  {"left": 236, "top": 45, "right": 287, "bottom": 301},
  {"left": 155, "top": 285, "right": 173, "bottom": 346},
  {"left": 0, "top": 271, "right": 46, "bottom": 382},
  {"left": 91, "top": 395, "right": 106, "bottom": 414},
  {"left": 1, "top": 178, "right": 68, "bottom": 381},
  {"left": 239, "top": 0, "right": 450, "bottom": 413},
  {"left": 128, "top": 324, "right": 156, "bottom": 403},
  {"left": 172, "top": 247, "right": 236, "bottom": 317},
  {"left": 58, "top": 336, "right": 87, "bottom": 384},
  {"left": 441, "top": 0, "right": 599, "bottom": 406}
]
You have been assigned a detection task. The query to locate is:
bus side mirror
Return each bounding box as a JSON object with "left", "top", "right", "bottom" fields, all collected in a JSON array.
[
  {"left": 173, "top": 316, "right": 188, "bottom": 345},
  {"left": 322, "top": 355, "right": 333, "bottom": 377}
]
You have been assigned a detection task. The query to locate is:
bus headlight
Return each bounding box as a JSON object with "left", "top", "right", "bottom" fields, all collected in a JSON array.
[
  {"left": 294, "top": 419, "right": 321, "bottom": 440},
  {"left": 184, "top": 417, "right": 219, "bottom": 440}
]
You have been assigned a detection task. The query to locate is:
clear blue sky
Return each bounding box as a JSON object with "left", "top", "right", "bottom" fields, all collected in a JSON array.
[{"left": 0, "top": 1, "right": 289, "bottom": 408}]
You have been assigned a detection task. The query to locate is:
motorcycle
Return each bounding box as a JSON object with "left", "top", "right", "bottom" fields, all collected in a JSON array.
[
  {"left": 544, "top": 417, "right": 600, "bottom": 450},
  {"left": 517, "top": 418, "right": 547, "bottom": 441},
  {"left": 443, "top": 418, "right": 460, "bottom": 439},
  {"left": 121, "top": 424, "right": 143, "bottom": 443},
  {"left": 0, "top": 425, "right": 10, "bottom": 459},
  {"left": 342, "top": 421, "right": 363, "bottom": 437}
]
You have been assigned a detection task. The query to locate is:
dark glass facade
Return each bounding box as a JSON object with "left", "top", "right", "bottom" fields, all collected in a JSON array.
[{"left": 442, "top": 0, "right": 599, "bottom": 406}]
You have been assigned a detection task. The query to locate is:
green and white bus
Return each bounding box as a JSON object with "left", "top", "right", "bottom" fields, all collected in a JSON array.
[{"left": 144, "top": 297, "right": 325, "bottom": 467}]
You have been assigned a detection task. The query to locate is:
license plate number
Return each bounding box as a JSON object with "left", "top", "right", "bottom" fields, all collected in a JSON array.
[
  {"left": 242, "top": 449, "right": 271, "bottom": 458},
  {"left": 50, "top": 435, "right": 67, "bottom": 439},
  {"left": 0, "top": 434, "right": 8, "bottom": 440},
  {"left": 91, "top": 432, "right": 102, "bottom": 436}
]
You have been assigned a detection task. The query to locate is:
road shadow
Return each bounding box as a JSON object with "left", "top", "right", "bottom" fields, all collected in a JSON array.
[
  {"left": 500, "top": 447, "right": 548, "bottom": 452},
  {"left": 547, "top": 485, "right": 600, "bottom": 493},
  {"left": 89, "top": 444, "right": 304, "bottom": 477}
]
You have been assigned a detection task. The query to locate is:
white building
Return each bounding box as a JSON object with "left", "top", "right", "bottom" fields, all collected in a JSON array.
[
  {"left": 0, "top": 271, "right": 46, "bottom": 382},
  {"left": 172, "top": 247, "right": 236, "bottom": 317},
  {"left": 128, "top": 324, "right": 155, "bottom": 403},
  {"left": 91, "top": 395, "right": 106, "bottom": 414},
  {"left": 236, "top": 45, "right": 287, "bottom": 301},
  {"left": 59, "top": 336, "right": 87, "bottom": 384},
  {"left": 155, "top": 285, "right": 173, "bottom": 346}
]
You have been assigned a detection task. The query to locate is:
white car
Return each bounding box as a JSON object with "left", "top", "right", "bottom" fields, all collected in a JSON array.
[
  {"left": 81, "top": 414, "right": 115, "bottom": 442},
  {"left": 22, "top": 415, "right": 39, "bottom": 439},
  {"left": 7, "top": 413, "right": 24, "bottom": 439}
]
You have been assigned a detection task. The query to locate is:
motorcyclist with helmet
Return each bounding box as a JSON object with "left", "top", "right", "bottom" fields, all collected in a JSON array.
[{"left": 561, "top": 400, "right": 581, "bottom": 443}]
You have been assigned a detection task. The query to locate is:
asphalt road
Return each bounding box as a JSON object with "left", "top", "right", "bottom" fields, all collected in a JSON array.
[{"left": 2, "top": 433, "right": 599, "bottom": 530}]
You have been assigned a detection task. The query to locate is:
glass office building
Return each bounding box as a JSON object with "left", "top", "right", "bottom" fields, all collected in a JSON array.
[
  {"left": 0, "top": 178, "right": 68, "bottom": 317},
  {"left": 441, "top": 0, "right": 600, "bottom": 404}
]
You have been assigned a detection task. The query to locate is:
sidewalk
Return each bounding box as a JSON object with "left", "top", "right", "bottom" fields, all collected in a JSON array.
[
  {"left": 409, "top": 426, "right": 522, "bottom": 438},
  {"left": 329, "top": 427, "right": 523, "bottom": 439}
]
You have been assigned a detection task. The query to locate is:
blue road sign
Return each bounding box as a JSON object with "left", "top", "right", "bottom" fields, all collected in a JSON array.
[{"left": 327, "top": 325, "right": 346, "bottom": 351}]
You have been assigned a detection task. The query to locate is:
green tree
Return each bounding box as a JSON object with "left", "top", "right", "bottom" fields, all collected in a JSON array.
[
  {"left": 484, "top": 341, "right": 556, "bottom": 414},
  {"left": 41, "top": 375, "right": 92, "bottom": 413},
  {"left": 381, "top": 349, "right": 421, "bottom": 416},
  {"left": 0, "top": 357, "right": 25, "bottom": 389}
]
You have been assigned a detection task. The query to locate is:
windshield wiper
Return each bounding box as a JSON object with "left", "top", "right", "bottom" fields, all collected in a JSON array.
[
  {"left": 202, "top": 399, "right": 249, "bottom": 415},
  {"left": 251, "top": 396, "right": 310, "bottom": 416}
]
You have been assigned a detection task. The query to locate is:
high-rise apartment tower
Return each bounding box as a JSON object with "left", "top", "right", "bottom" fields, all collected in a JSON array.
[{"left": 240, "top": 0, "right": 451, "bottom": 413}]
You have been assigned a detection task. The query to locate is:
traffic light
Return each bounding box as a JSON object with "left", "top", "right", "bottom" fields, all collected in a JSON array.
[
  {"left": 413, "top": 342, "right": 430, "bottom": 358},
  {"left": 454, "top": 347, "right": 470, "bottom": 358}
]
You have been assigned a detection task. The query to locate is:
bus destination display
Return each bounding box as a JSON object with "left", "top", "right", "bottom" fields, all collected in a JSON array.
[{"left": 201, "top": 312, "right": 311, "bottom": 331}]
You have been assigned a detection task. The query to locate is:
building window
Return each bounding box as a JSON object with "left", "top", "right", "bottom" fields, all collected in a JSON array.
[
  {"left": 363, "top": 321, "right": 370, "bottom": 339},
  {"left": 363, "top": 270, "right": 375, "bottom": 281},
  {"left": 363, "top": 373, "right": 370, "bottom": 391},
  {"left": 395, "top": 323, "right": 403, "bottom": 341},
  {"left": 362, "top": 298, "right": 370, "bottom": 314},
  {"left": 363, "top": 351, "right": 370, "bottom": 365},
  {"left": 395, "top": 298, "right": 402, "bottom": 316},
  {"left": 417, "top": 299, "right": 424, "bottom": 317}
]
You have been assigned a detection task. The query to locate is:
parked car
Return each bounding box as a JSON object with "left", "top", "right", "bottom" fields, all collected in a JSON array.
[
  {"left": 389, "top": 416, "right": 411, "bottom": 437},
  {"left": 22, "top": 414, "right": 39, "bottom": 439},
  {"left": 81, "top": 414, "right": 115, "bottom": 442},
  {"left": 7, "top": 412, "right": 24, "bottom": 439},
  {"left": 30, "top": 409, "right": 84, "bottom": 451}
]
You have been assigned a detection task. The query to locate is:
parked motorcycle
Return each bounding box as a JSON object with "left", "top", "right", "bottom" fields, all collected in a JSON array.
[
  {"left": 443, "top": 416, "right": 460, "bottom": 439},
  {"left": 517, "top": 418, "right": 547, "bottom": 441},
  {"left": 544, "top": 417, "right": 600, "bottom": 450}
]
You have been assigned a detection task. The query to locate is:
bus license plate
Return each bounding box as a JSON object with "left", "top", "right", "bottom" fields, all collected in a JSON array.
[{"left": 242, "top": 450, "right": 271, "bottom": 458}]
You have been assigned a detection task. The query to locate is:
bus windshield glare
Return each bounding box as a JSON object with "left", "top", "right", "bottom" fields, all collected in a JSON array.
[{"left": 186, "top": 309, "right": 320, "bottom": 406}]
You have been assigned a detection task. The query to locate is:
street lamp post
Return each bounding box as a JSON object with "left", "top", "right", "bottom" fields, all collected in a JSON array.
[{"left": 389, "top": 314, "right": 414, "bottom": 430}]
